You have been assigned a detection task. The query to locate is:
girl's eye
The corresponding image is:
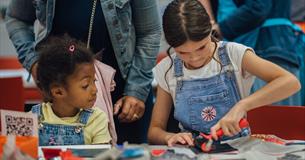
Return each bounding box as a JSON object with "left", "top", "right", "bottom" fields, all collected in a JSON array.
[
  {"left": 82, "top": 84, "right": 89, "bottom": 89},
  {"left": 179, "top": 51, "right": 187, "bottom": 55},
  {"left": 199, "top": 46, "right": 206, "bottom": 50}
]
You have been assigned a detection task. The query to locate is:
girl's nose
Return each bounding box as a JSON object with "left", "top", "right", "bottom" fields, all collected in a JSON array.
[
  {"left": 189, "top": 52, "right": 198, "bottom": 60},
  {"left": 92, "top": 83, "right": 97, "bottom": 94}
]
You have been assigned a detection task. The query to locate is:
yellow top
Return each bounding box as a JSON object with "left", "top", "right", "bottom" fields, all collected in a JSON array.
[{"left": 41, "top": 102, "right": 111, "bottom": 144}]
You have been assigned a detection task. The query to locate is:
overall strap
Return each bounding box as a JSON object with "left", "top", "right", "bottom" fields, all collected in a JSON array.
[
  {"left": 31, "top": 104, "right": 42, "bottom": 117},
  {"left": 79, "top": 109, "right": 94, "bottom": 125},
  {"left": 173, "top": 56, "right": 185, "bottom": 91},
  {"left": 173, "top": 56, "right": 184, "bottom": 77},
  {"left": 31, "top": 104, "right": 44, "bottom": 124},
  {"left": 217, "top": 42, "right": 232, "bottom": 69}
]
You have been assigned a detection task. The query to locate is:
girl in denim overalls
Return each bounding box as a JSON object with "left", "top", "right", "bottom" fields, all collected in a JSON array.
[
  {"left": 31, "top": 36, "right": 111, "bottom": 146},
  {"left": 148, "top": 0, "right": 301, "bottom": 147}
]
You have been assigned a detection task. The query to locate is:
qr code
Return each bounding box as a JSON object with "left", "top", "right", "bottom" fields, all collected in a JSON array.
[
  {"left": 5, "top": 115, "right": 34, "bottom": 136},
  {"left": 1, "top": 110, "right": 38, "bottom": 136}
]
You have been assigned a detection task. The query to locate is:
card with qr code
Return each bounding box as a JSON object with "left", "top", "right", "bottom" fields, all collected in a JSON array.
[{"left": 0, "top": 109, "right": 38, "bottom": 137}]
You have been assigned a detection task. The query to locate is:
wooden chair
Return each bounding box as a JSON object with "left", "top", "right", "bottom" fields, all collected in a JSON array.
[
  {"left": 0, "top": 77, "right": 25, "bottom": 111},
  {"left": 248, "top": 105, "right": 305, "bottom": 140}
]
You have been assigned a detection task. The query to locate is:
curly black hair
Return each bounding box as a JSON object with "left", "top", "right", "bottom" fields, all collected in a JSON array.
[{"left": 36, "top": 35, "right": 94, "bottom": 101}]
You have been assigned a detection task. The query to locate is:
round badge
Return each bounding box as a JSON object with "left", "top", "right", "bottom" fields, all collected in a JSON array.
[{"left": 201, "top": 106, "right": 217, "bottom": 121}]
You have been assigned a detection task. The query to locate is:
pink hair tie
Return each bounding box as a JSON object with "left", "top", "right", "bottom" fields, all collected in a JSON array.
[{"left": 69, "top": 45, "right": 75, "bottom": 53}]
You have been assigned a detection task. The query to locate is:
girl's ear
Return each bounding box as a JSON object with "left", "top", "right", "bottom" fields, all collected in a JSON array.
[{"left": 50, "top": 84, "right": 67, "bottom": 98}]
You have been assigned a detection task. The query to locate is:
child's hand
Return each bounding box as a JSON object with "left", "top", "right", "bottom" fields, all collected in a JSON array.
[
  {"left": 166, "top": 133, "right": 194, "bottom": 147},
  {"left": 210, "top": 104, "right": 247, "bottom": 140}
]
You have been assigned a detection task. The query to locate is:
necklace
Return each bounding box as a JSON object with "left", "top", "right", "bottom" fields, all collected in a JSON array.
[{"left": 87, "top": 0, "right": 97, "bottom": 49}]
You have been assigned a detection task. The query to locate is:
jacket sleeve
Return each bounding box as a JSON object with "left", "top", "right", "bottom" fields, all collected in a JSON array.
[
  {"left": 218, "top": 0, "right": 272, "bottom": 40},
  {"left": 5, "top": 0, "right": 38, "bottom": 72},
  {"left": 124, "top": 0, "right": 161, "bottom": 102}
]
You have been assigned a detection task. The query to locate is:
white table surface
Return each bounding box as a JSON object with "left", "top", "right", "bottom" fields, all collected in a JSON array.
[{"left": 38, "top": 144, "right": 111, "bottom": 158}]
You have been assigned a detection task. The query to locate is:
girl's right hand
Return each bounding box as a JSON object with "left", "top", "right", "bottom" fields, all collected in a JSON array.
[{"left": 166, "top": 133, "right": 194, "bottom": 147}]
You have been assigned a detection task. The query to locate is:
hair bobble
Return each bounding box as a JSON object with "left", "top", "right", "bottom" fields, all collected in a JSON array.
[{"left": 68, "top": 45, "right": 75, "bottom": 53}]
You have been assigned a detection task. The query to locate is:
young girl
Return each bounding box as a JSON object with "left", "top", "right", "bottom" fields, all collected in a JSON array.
[
  {"left": 31, "top": 36, "right": 111, "bottom": 146},
  {"left": 148, "top": 0, "right": 301, "bottom": 147}
]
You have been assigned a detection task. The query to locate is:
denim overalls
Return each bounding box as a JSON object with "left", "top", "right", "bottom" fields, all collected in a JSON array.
[
  {"left": 173, "top": 42, "right": 250, "bottom": 140},
  {"left": 31, "top": 104, "right": 93, "bottom": 146}
]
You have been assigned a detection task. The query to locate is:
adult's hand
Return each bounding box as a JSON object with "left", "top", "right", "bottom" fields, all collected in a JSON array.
[{"left": 113, "top": 96, "right": 145, "bottom": 123}]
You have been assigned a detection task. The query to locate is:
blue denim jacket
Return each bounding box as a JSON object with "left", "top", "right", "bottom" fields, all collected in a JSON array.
[{"left": 5, "top": 0, "right": 161, "bottom": 102}]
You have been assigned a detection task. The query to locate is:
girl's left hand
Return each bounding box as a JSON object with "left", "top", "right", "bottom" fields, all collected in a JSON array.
[
  {"left": 210, "top": 103, "right": 247, "bottom": 140},
  {"left": 166, "top": 132, "right": 194, "bottom": 147}
]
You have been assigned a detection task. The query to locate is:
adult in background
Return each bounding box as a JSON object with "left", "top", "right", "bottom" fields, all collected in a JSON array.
[
  {"left": 211, "top": 0, "right": 304, "bottom": 105},
  {"left": 5, "top": 0, "right": 161, "bottom": 144}
]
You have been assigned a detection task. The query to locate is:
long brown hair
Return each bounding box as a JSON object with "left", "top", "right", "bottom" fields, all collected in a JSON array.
[{"left": 162, "top": 0, "right": 221, "bottom": 89}]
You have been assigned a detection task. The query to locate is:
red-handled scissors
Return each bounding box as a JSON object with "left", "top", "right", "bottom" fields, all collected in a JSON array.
[{"left": 198, "top": 118, "right": 249, "bottom": 152}]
